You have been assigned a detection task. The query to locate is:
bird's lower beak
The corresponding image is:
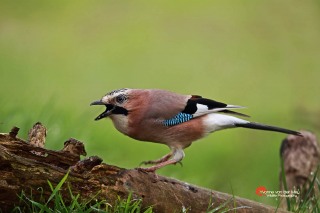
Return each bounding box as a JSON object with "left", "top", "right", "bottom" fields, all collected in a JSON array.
[{"left": 90, "top": 100, "right": 115, "bottom": 121}]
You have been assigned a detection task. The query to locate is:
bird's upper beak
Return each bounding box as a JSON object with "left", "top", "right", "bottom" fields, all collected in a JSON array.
[
  {"left": 90, "top": 100, "right": 105, "bottom": 106},
  {"left": 90, "top": 100, "right": 115, "bottom": 121}
]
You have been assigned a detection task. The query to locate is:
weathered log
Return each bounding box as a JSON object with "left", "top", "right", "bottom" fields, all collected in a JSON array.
[
  {"left": 0, "top": 124, "right": 288, "bottom": 213},
  {"left": 279, "top": 131, "right": 320, "bottom": 209}
]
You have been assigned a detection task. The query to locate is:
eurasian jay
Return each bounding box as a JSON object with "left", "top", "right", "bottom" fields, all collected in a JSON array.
[{"left": 91, "top": 88, "right": 301, "bottom": 172}]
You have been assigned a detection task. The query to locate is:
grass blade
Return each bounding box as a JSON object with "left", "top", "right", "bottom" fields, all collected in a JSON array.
[
  {"left": 207, "top": 197, "right": 233, "bottom": 213},
  {"left": 46, "top": 171, "right": 69, "bottom": 205}
]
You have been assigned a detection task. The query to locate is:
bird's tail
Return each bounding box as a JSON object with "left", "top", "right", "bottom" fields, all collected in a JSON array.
[
  {"left": 235, "top": 122, "right": 302, "bottom": 136},
  {"left": 204, "top": 113, "right": 301, "bottom": 136}
]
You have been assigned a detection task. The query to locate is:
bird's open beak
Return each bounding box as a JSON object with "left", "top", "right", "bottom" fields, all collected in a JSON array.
[{"left": 90, "top": 100, "right": 115, "bottom": 121}]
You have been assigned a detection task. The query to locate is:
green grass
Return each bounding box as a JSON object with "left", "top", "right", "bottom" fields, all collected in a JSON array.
[
  {"left": 1, "top": 0, "right": 320, "bottom": 208},
  {"left": 280, "top": 166, "right": 320, "bottom": 213},
  {"left": 10, "top": 167, "right": 320, "bottom": 212},
  {"left": 12, "top": 172, "right": 153, "bottom": 213},
  {"left": 12, "top": 172, "right": 242, "bottom": 213},
  {"left": 206, "top": 194, "right": 252, "bottom": 213}
]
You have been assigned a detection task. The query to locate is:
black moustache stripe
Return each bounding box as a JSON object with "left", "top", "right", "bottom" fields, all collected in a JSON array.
[{"left": 112, "top": 106, "right": 128, "bottom": 116}]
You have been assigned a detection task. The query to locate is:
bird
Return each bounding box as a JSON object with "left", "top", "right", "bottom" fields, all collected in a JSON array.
[{"left": 91, "top": 88, "right": 302, "bottom": 172}]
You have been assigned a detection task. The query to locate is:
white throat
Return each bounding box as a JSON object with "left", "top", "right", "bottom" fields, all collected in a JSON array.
[{"left": 109, "top": 115, "right": 129, "bottom": 135}]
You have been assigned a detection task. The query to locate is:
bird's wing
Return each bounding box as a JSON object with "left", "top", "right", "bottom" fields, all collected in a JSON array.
[
  {"left": 163, "top": 95, "right": 249, "bottom": 127},
  {"left": 183, "top": 96, "right": 249, "bottom": 117}
]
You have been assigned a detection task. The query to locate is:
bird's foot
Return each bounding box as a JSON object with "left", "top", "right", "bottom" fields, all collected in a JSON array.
[
  {"left": 139, "top": 153, "right": 173, "bottom": 166},
  {"left": 137, "top": 149, "right": 184, "bottom": 172},
  {"left": 136, "top": 167, "right": 158, "bottom": 173},
  {"left": 137, "top": 161, "right": 182, "bottom": 173},
  {"left": 139, "top": 160, "right": 157, "bottom": 166},
  {"left": 137, "top": 156, "right": 183, "bottom": 173}
]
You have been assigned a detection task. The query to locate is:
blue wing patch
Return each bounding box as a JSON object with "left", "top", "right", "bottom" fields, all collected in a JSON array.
[{"left": 163, "top": 113, "right": 193, "bottom": 126}]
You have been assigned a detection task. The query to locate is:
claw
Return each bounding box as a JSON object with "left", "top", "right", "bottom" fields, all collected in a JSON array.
[{"left": 176, "top": 161, "right": 183, "bottom": 167}]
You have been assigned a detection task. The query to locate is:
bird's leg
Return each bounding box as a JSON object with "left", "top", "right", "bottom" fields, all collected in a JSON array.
[
  {"left": 140, "top": 152, "right": 173, "bottom": 165},
  {"left": 137, "top": 149, "right": 185, "bottom": 173}
]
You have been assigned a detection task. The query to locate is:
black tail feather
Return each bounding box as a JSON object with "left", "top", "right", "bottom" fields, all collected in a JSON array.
[{"left": 235, "top": 122, "right": 302, "bottom": 136}]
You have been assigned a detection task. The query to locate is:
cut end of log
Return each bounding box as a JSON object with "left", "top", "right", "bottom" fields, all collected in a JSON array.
[{"left": 279, "top": 130, "right": 320, "bottom": 209}]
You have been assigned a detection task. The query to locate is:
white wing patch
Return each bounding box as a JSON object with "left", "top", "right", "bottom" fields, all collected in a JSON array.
[{"left": 193, "top": 104, "right": 245, "bottom": 118}]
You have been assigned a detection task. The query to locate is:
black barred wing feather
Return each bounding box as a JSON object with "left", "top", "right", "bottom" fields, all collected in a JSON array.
[{"left": 163, "top": 113, "right": 193, "bottom": 126}]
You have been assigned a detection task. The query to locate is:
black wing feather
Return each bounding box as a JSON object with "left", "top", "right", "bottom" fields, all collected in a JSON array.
[{"left": 182, "top": 96, "right": 230, "bottom": 114}]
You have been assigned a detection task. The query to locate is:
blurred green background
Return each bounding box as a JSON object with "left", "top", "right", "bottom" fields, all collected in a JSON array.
[{"left": 1, "top": 0, "right": 319, "bottom": 207}]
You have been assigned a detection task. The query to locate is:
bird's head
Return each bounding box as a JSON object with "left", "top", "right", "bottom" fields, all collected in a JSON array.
[{"left": 91, "top": 88, "right": 130, "bottom": 121}]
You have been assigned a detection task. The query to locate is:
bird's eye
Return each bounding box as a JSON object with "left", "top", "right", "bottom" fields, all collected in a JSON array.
[{"left": 115, "top": 95, "right": 127, "bottom": 104}]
